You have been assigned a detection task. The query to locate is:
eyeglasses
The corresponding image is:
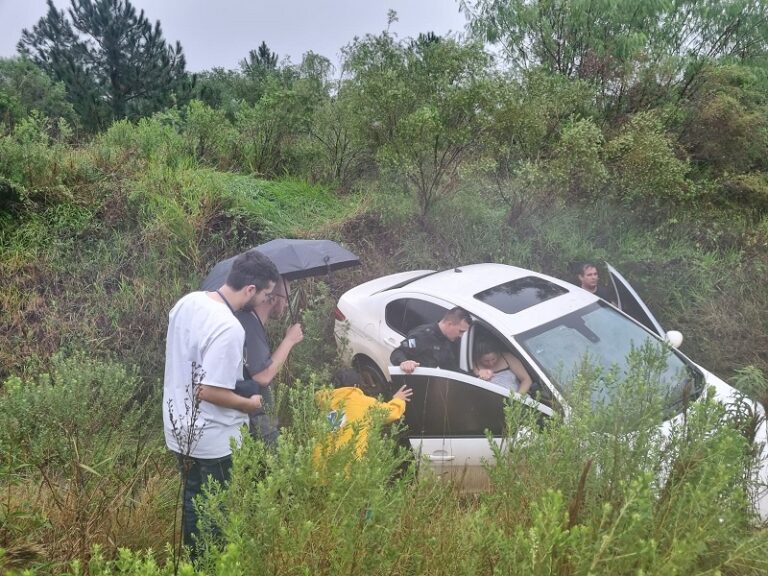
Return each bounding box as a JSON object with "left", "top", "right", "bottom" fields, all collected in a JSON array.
[{"left": 269, "top": 293, "right": 288, "bottom": 302}]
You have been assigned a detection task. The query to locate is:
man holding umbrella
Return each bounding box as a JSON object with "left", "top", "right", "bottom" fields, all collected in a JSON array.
[
  {"left": 201, "top": 239, "right": 360, "bottom": 445},
  {"left": 233, "top": 276, "right": 303, "bottom": 444}
]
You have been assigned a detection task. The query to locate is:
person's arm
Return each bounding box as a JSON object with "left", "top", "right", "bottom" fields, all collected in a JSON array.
[
  {"left": 389, "top": 345, "right": 409, "bottom": 367},
  {"left": 473, "top": 364, "right": 494, "bottom": 380},
  {"left": 390, "top": 341, "right": 421, "bottom": 374},
  {"left": 198, "top": 384, "right": 262, "bottom": 413},
  {"left": 250, "top": 323, "right": 303, "bottom": 385},
  {"left": 504, "top": 353, "right": 532, "bottom": 395},
  {"left": 377, "top": 385, "right": 412, "bottom": 423}
]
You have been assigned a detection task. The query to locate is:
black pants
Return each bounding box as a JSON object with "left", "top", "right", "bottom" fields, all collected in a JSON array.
[{"left": 234, "top": 379, "right": 279, "bottom": 445}]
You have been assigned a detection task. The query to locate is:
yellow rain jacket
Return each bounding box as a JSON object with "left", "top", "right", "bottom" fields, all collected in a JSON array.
[{"left": 315, "top": 387, "right": 406, "bottom": 460}]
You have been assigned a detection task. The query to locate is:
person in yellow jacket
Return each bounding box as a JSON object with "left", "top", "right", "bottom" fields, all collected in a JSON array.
[{"left": 315, "top": 368, "right": 413, "bottom": 461}]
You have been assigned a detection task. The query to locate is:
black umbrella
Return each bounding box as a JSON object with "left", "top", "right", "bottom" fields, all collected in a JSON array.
[
  {"left": 201, "top": 239, "right": 360, "bottom": 322},
  {"left": 201, "top": 239, "right": 360, "bottom": 290}
]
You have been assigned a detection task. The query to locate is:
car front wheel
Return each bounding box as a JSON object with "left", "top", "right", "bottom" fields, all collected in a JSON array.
[{"left": 353, "top": 357, "right": 389, "bottom": 398}]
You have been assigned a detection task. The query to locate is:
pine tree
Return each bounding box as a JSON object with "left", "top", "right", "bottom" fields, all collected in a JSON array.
[
  {"left": 18, "top": 0, "right": 191, "bottom": 130},
  {"left": 240, "top": 41, "right": 279, "bottom": 76}
]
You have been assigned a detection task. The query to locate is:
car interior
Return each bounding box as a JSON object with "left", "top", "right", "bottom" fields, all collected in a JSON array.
[{"left": 467, "top": 323, "right": 556, "bottom": 409}]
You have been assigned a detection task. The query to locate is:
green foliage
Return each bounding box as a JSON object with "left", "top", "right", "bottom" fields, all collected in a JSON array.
[
  {"left": 733, "top": 366, "right": 768, "bottom": 410},
  {"left": 92, "top": 114, "right": 189, "bottom": 178},
  {"left": 480, "top": 353, "right": 763, "bottom": 575},
  {"left": 194, "top": 380, "right": 463, "bottom": 576},
  {"left": 0, "top": 57, "right": 77, "bottom": 133},
  {"left": 486, "top": 70, "right": 599, "bottom": 172},
  {"left": 550, "top": 118, "right": 607, "bottom": 199},
  {"left": 182, "top": 100, "right": 236, "bottom": 169},
  {"left": 302, "top": 96, "right": 370, "bottom": 188},
  {"left": 716, "top": 172, "right": 768, "bottom": 218},
  {"left": 0, "top": 353, "right": 175, "bottom": 570},
  {"left": 278, "top": 281, "right": 341, "bottom": 384},
  {"left": 0, "top": 352, "right": 155, "bottom": 474},
  {"left": 0, "top": 124, "right": 357, "bottom": 380},
  {"left": 0, "top": 111, "right": 75, "bottom": 193},
  {"left": 18, "top": 0, "right": 191, "bottom": 131},
  {"left": 465, "top": 0, "right": 768, "bottom": 119},
  {"left": 62, "top": 546, "right": 199, "bottom": 576},
  {"left": 604, "top": 112, "right": 690, "bottom": 210},
  {"left": 680, "top": 63, "right": 768, "bottom": 175},
  {"left": 342, "top": 32, "right": 493, "bottom": 217},
  {"left": 47, "top": 354, "right": 762, "bottom": 576},
  {"left": 240, "top": 41, "right": 279, "bottom": 78},
  {"left": 191, "top": 51, "right": 333, "bottom": 180}
]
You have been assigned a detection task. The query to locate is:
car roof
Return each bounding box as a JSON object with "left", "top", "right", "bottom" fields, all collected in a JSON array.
[{"left": 367, "top": 263, "right": 601, "bottom": 335}]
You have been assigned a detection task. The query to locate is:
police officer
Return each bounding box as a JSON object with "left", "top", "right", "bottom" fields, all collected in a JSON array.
[{"left": 390, "top": 307, "right": 472, "bottom": 373}]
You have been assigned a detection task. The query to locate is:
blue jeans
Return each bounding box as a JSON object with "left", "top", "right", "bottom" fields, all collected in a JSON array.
[{"left": 175, "top": 452, "right": 232, "bottom": 556}]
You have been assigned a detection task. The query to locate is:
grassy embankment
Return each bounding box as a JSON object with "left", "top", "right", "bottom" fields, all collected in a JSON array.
[{"left": 2, "top": 115, "right": 768, "bottom": 574}]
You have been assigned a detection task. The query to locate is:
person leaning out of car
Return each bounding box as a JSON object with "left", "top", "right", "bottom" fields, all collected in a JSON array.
[{"left": 390, "top": 307, "right": 472, "bottom": 374}]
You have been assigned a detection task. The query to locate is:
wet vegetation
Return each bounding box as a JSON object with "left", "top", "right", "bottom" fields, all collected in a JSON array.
[{"left": 2, "top": 0, "right": 768, "bottom": 573}]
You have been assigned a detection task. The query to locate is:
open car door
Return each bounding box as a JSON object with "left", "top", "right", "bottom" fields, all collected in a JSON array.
[
  {"left": 389, "top": 366, "right": 553, "bottom": 490},
  {"left": 605, "top": 262, "right": 666, "bottom": 338}
]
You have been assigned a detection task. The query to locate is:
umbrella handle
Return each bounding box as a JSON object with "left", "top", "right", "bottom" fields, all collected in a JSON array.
[{"left": 280, "top": 276, "right": 296, "bottom": 324}]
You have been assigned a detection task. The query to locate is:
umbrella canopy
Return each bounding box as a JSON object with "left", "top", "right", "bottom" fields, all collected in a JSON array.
[{"left": 201, "top": 239, "right": 360, "bottom": 290}]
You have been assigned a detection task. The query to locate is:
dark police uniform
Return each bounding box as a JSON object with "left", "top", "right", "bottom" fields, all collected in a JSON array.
[{"left": 389, "top": 322, "right": 460, "bottom": 371}]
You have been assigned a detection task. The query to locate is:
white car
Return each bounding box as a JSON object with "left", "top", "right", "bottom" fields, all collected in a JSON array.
[{"left": 334, "top": 263, "right": 768, "bottom": 516}]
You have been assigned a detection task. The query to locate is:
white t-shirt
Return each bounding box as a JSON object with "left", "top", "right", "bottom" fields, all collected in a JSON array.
[{"left": 163, "top": 291, "right": 248, "bottom": 459}]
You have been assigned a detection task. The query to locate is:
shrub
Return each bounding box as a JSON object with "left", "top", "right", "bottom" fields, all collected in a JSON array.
[
  {"left": 716, "top": 172, "right": 768, "bottom": 219},
  {"left": 0, "top": 353, "right": 175, "bottom": 570},
  {"left": 182, "top": 100, "right": 236, "bottom": 169},
  {"left": 95, "top": 115, "right": 188, "bottom": 172},
  {"left": 605, "top": 112, "right": 690, "bottom": 212},
  {"left": 550, "top": 118, "right": 608, "bottom": 200},
  {"left": 0, "top": 112, "right": 74, "bottom": 192}
]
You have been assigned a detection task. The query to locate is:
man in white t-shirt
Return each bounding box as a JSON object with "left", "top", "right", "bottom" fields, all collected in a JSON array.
[{"left": 163, "top": 249, "right": 279, "bottom": 554}]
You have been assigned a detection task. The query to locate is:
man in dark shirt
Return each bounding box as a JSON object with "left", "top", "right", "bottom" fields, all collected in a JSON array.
[
  {"left": 234, "top": 277, "right": 303, "bottom": 445},
  {"left": 390, "top": 307, "right": 472, "bottom": 374}
]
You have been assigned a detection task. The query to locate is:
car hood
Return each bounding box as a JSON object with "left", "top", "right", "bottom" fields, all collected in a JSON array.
[{"left": 660, "top": 367, "right": 768, "bottom": 521}]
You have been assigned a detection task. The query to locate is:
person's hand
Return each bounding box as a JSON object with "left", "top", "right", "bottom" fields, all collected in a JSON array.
[
  {"left": 475, "top": 368, "right": 493, "bottom": 381},
  {"left": 393, "top": 385, "right": 413, "bottom": 402},
  {"left": 285, "top": 322, "right": 303, "bottom": 345},
  {"left": 400, "top": 360, "right": 419, "bottom": 374},
  {"left": 245, "top": 394, "right": 263, "bottom": 413}
]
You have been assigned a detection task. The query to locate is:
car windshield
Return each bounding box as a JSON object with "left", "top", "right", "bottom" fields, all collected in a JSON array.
[{"left": 517, "top": 302, "right": 702, "bottom": 412}]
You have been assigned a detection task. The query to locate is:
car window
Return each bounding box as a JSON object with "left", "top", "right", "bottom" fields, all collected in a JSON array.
[
  {"left": 469, "top": 323, "right": 557, "bottom": 408},
  {"left": 516, "top": 301, "right": 702, "bottom": 412},
  {"left": 385, "top": 298, "right": 448, "bottom": 336},
  {"left": 474, "top": 276, "right": 568, "bottom": 314},
  {"left": 403, "top": 374, "right": 546, "bottom": 437}
]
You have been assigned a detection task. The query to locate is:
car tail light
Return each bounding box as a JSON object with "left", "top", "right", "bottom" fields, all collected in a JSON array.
[{"left": 334, "top": 307, "right": 346, "bottom": 321}]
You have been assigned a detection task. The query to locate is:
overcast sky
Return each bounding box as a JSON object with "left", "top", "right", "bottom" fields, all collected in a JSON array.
[{"left": 0, "top": 0, "right": 469, "bottom": 72}]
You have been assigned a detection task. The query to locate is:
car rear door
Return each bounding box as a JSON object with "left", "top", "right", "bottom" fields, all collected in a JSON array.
[
  {"left": 390, "top": 366, "right": 553, "bottom": 490},
  {"left": 605, "top": 262, "right": 666, "bottom": 338}
]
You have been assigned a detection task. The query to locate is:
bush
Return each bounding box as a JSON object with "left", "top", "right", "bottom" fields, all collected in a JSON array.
[
  {"left": 605, "top": 112, "right": 690, "bottom": 212},
  {"left": 95, "top": 116, "right": 189, "bottom": 173},
  {"left": 550, "top": 118, "right": 608, "bottom": 200},
  {"left": 191, "top": 352, "right": 767, "bottom": 575},
  {"left": 182, "top": 100, "right": 236, "bottom": 170},
  {"left": 0, "top": 112, "right": 74, "bottom": 192},
  {"left": 0, "top": 353, "right": 175, "bottom": 571}
]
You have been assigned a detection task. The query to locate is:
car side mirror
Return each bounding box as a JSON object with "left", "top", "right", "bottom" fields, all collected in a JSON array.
[{"left": 665, "top": 330, "right": 683, "bottom": 349}]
